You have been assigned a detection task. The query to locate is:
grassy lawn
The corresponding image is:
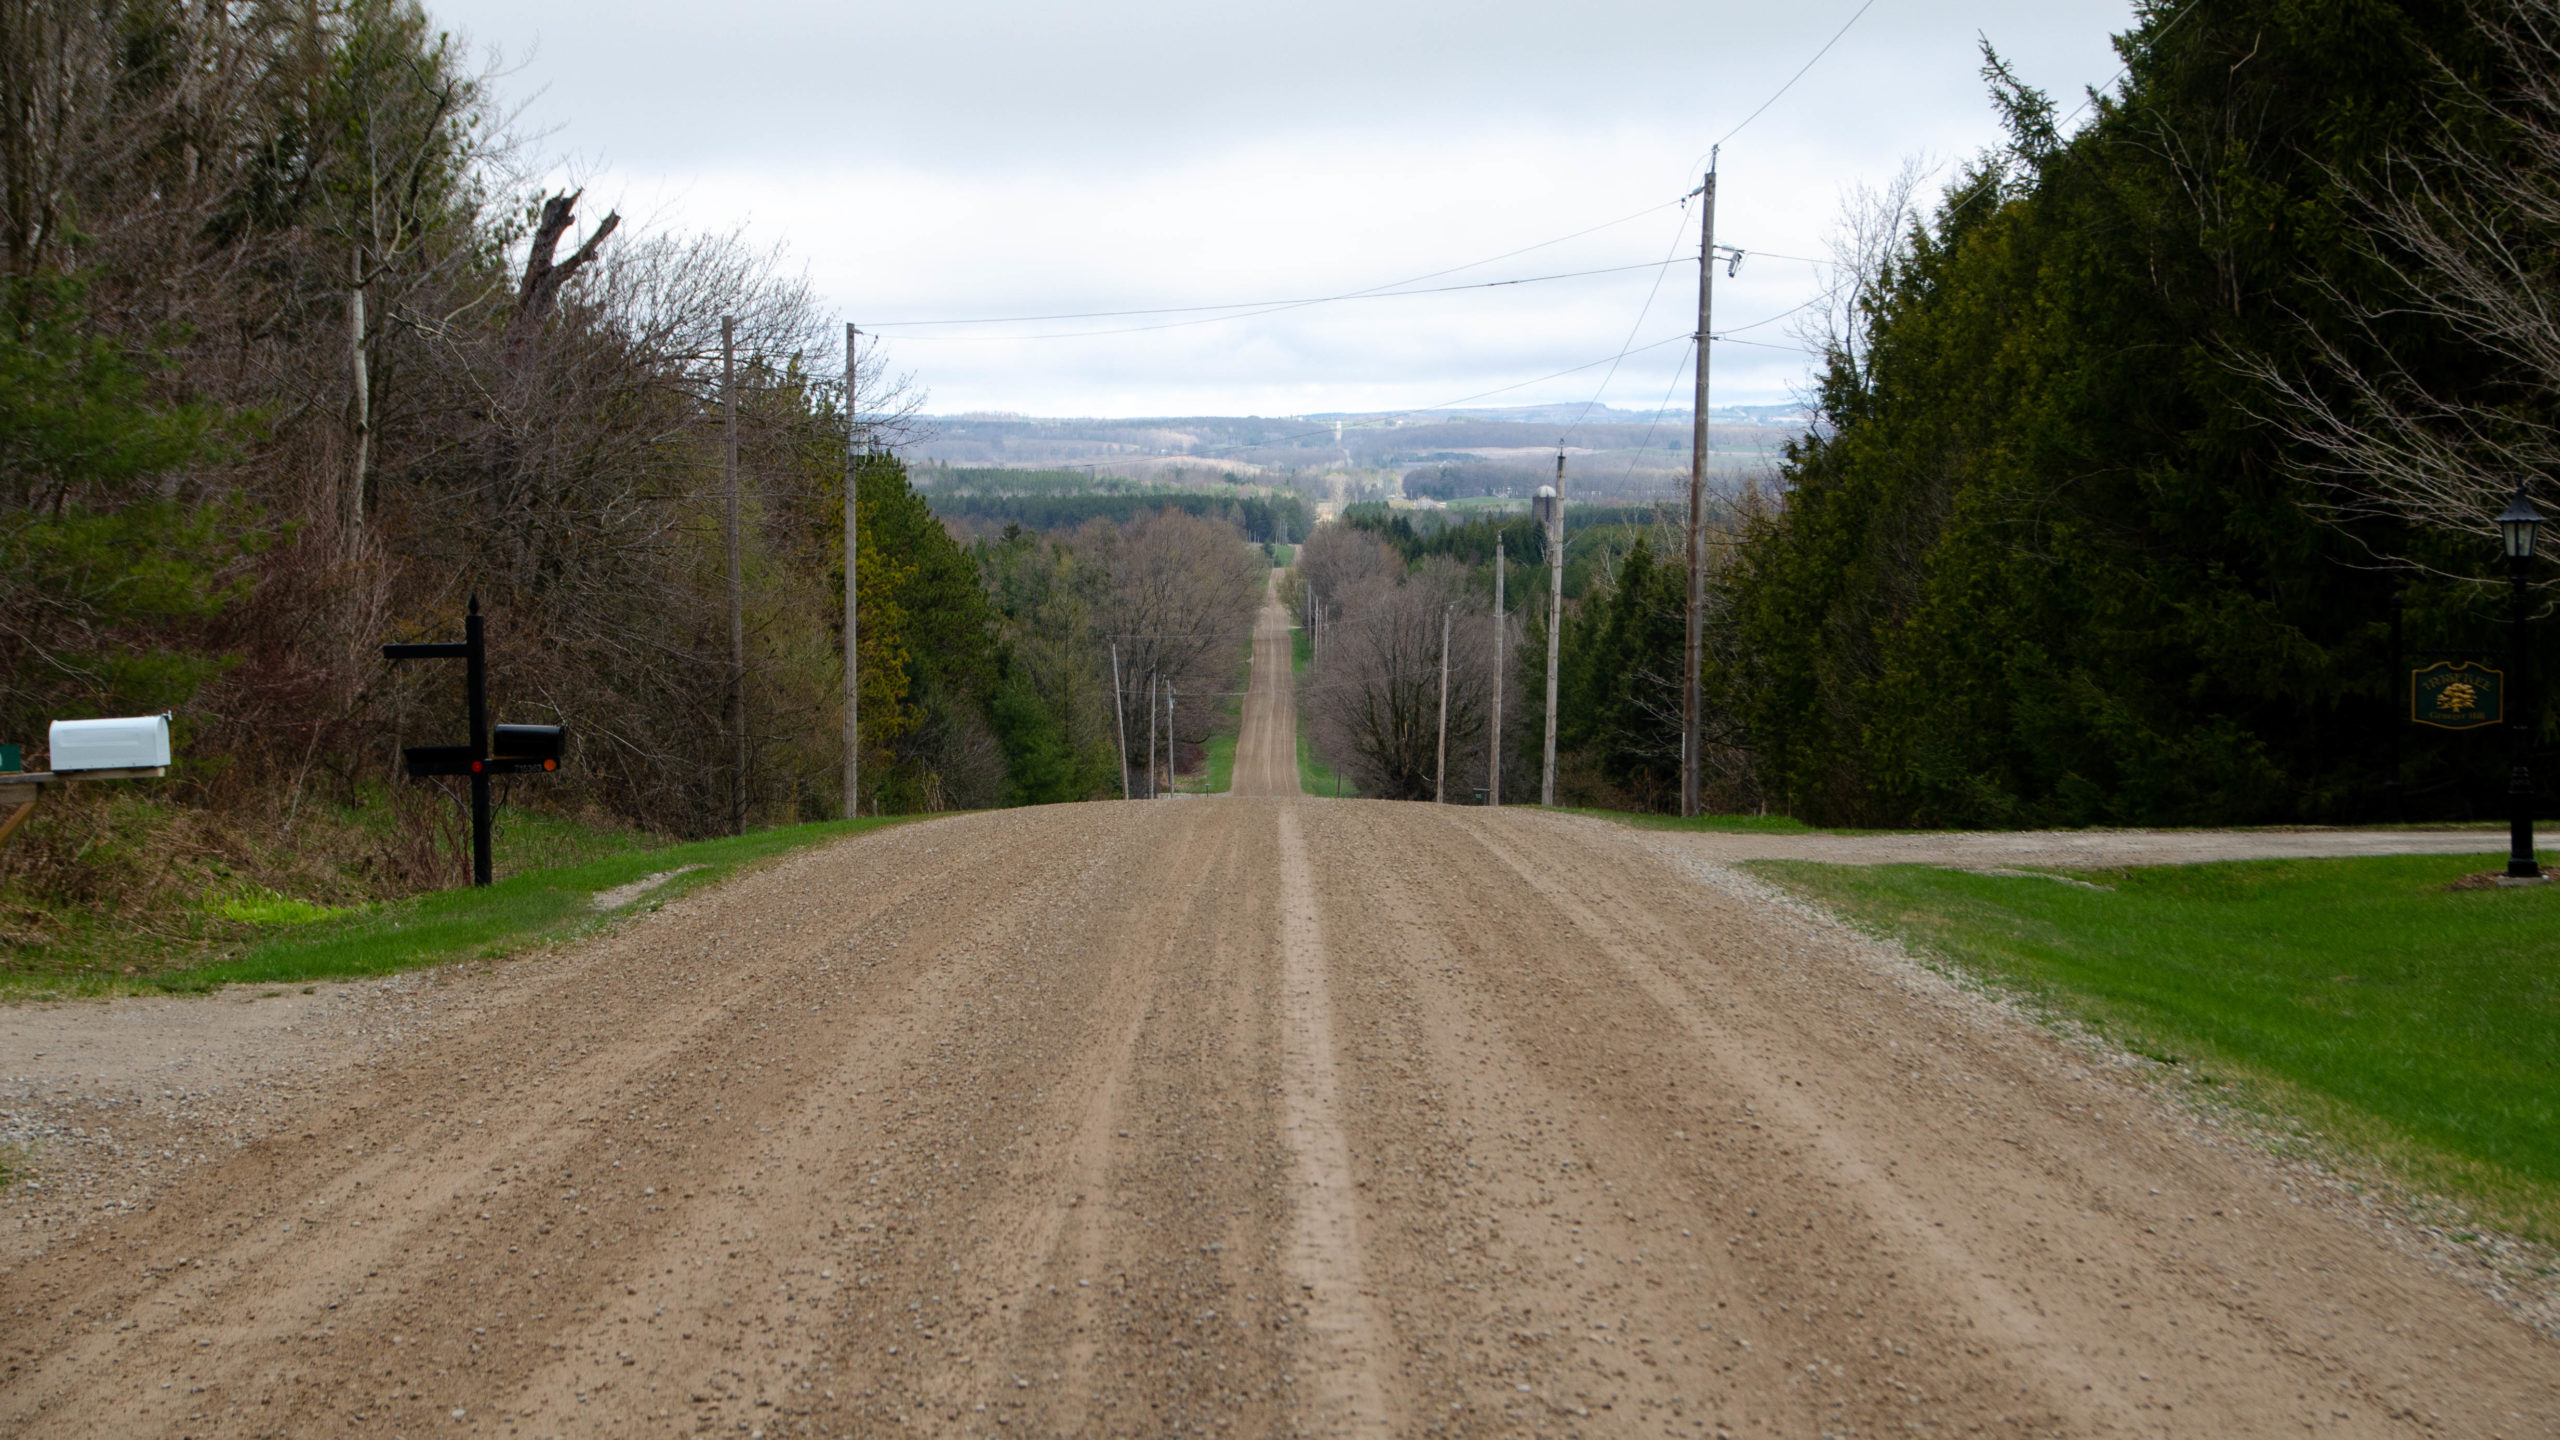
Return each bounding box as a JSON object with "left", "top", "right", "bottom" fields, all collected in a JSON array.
[
  {"left": 1755, "top": 852, "right": 2560, "bottom": 1241},
  {"left": 6, "top": 815, "right": 920, "bottom": 998}
]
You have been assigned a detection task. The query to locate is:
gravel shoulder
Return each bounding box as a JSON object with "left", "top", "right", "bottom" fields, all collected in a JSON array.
[{"left": 3, "top": 601, "right": 2553, "bottom": 1437}]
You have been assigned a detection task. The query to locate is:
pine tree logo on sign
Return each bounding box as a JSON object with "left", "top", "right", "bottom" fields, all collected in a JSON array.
[{"left": 2411, "top": 660, "right": 2505, "bottom": 730}]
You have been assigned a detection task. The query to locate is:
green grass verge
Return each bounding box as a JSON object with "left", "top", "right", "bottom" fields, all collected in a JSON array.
[
  {"left": 1190, "top": 731, "right": 1238, "bottom": 795},
  {"left": 1287, "top": 607, "right": 1355, "bottom": 796},
  {"left": 1753, "top": 851, "right": 2560, "bottom": 1241},
  {"left": 1297, "top": 729, "right": 1352, "bottom": 798},
  {"left": 58, "top": 816, "right": 921, "bottom": 996}
]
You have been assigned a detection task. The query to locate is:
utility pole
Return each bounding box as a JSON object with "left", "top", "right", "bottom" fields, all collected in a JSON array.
[
  {"left": 842, "top": 322, "right": 860, "bottom": 820},
  {"left": 1542, "top": 452, "right": 1566, "bottom": 807},
  {"left": 2386, "top": 589, "right": 2404, "bottom": 825},
  {"left": 1147, "top": 671, "right": 1160, "bottom": 800},
  {"left": 1111, "top": 643, "right": 1131, "bottom": 800},
  {"left": 1683, "top": 155, "right": 1718, "bottom": 821},
  {"left": 1491, "top": 537, "right": 1505, "bottom": 807},
  {"left": 1435, "top": 605, "right": 1452, "bottom": 803},
  {"left": 723, "top": 315, "right": 747, "bottom": 835},
  {"left": 1167, "top": 685, "right": 1178, "bottom": 796}
]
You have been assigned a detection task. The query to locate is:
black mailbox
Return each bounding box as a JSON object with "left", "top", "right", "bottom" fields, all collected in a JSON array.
[{"left": 493, "top": 725, "right": 565, "bottom": 764}]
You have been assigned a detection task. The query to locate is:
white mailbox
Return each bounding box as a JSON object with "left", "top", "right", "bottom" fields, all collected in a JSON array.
[{"left": 48, "top": 714, "right": 172, "bottom": 773}]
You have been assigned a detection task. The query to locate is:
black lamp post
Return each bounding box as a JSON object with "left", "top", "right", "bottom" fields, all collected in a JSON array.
[{"left": 2497, "top": 488, "right": 2546, "bottom": 880}]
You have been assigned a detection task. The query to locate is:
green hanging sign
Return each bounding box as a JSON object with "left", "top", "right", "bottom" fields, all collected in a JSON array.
[{"left": 2411, "top": 660, "right": 2505, "bottom": 731}]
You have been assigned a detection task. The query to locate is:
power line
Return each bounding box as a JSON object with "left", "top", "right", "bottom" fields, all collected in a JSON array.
[
  {"left": 872, "top": 258, "right": 1690, "bottom": 341},
  {"left": 859, "top": 7, "right": 1929, "bottom": 436},
  {"left": 1561, "top": 199, "right": 1700, "bottom": 445},
  {"left": 1706, "top": 0, "right": 1887, "bottom": 152}
]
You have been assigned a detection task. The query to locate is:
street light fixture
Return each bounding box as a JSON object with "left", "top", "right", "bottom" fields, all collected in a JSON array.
[
  {"left": 2498, "top": 487, "right": 2545, "bottom": 880},
  {"left": 2499, "top": 488, "right": 2543, "bottom": 560}
]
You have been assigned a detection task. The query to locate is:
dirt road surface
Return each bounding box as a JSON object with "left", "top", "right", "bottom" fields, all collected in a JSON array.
[{"left": 4, "top": 583, "right": 2555, "bottom": 1438}]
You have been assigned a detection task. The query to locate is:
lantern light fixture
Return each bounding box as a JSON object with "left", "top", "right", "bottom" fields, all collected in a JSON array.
[{"left": 2498, "top": 487, "right": 2545, "bottom": 561}]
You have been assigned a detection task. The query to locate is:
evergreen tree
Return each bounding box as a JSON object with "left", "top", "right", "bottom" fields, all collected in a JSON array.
[{"left": 1716, "top": 0, "right": 2551, "bottom": 827}]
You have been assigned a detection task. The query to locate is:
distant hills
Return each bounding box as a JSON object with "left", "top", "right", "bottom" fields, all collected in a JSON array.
[{"left": 900, "top": 404, "right": 1816, "bottom": 501}]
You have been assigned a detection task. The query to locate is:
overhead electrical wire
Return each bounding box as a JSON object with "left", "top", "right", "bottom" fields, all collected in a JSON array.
[
  {"left": 1543, "top": 0, "right": 1884, "bottom": 433},
  {"left": 873, "top": 257, "right": 1692, "bottom": 342},
  {"left": 1704, "top": 0, "right": 1886, "bottom": 152},
  {"left": 865, "top": 3, "right": 1895, "bottom": 422},
  {"left": 1558, "top": 197, "right": 1699, "bottom": 445},
  {"left": 867, "top": 200, "right": 1686, "bottom": 335}
]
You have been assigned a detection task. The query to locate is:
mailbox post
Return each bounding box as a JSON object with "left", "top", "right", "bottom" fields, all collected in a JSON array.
[
  {"left": 0, "top": 714, "right": 174, "bottom": 850},
  {"left": 385, "top": 597, "right": 564, "bottom": 887}
]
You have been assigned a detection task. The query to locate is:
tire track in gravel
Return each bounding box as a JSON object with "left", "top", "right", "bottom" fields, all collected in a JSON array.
[
  {"left": 1445, "top": 804, "right": 2560, "bottom": 1436},
  {"left": 1275, "top": 803, "right": 1391, "bottom": 1437},
  {"left": 8, "top": 681, "right": 2558, "bottom": 1439},
  {"left": 0, "top": 805, "right": 1155, "bottom": 1436}
]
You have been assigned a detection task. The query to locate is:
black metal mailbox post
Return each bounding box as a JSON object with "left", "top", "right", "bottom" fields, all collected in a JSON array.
[{"left": 385, "top": 597, "right": 563, "bottom": 886}]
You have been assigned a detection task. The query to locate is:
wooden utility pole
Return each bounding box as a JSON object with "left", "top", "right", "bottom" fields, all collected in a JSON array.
[
  {"left": 1111, "top": 643, "right": 1131, "bottom": 799},
  {"left": 1435, "top": 606, "right": 1452, "bottom": 803},
  {"left": 1147, "top": 672, "right": 1160, "bottom": 800},
  {"left": 1167, "top": 686, "right": 1178, "bottom": 796},
  {"left": 722, "top": 315, "right": 747, "bottom": 835},
  {"left": 1491, "top": 537, "right": 1505, "bottom": 807},
  {"left": 1683, "top": 155, "right": 1718, "bottom": 820},
  {"left": 1542, "top": 452, "right": 1566, "bottom": 807},
  {"left": 843, "top": 322, "right": 860, "bottom": 820}
]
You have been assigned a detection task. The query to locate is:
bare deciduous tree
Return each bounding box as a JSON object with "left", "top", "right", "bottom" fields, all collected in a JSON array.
[
  {"left": 1090, "top": 510, "right": 1263, "bottom": 791},
  {"left": 1305, "top": 544, "right": 1494, "bottom": 801},
  {"left": 2243, "top": 0, "right": 2560, "bottom": 555},
  {"left": 1794, "top": 157, "right": 1933, "bottom": 407}
]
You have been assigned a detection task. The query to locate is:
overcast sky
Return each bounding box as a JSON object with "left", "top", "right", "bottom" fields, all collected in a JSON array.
[{"left": 430, "top": 0, "right": 2149, "bottom": 418}]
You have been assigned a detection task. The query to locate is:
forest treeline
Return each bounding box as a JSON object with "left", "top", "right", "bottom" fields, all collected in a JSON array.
[
  {"left": 0, "top": 0, "right": 1260, "bottom": 933},
  {"left": 1719, "top": 0, "right": 2560, "bottom": 827},
  {"left": 929, "top": 488, "right": 1312, "bottom": 543},
  {"left": 1302, "top": 504, "right": 1737, "bottom": 811},
  {"left": 1301, "top": 0, "right": 2560, "bottom": 825}
]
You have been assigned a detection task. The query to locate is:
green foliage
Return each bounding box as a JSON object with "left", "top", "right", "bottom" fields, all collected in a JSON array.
[
  {"left": 837, "top": 454, "right": 1016, "bottom": 813},
  {"left": 1758, "top": 852, "right": 2560, "bottom": 1240},
  {"left": 973, "top": 522, "right": 1127, "bottom": 804},
  {"left": 215, "top": 893, "right": 349, "bottom": 925},
  {"left": 1716, "top": 0, "right": 2554, "bottom": 827},
  {"left": 1556, "top": 537, "right": 1687, "bottom": 807},
  {"left": 0, "top": 273, "right": 248, "bottom": 739},
  {"left": 0, "top": 274, "right": 209, "bottom": 487}
]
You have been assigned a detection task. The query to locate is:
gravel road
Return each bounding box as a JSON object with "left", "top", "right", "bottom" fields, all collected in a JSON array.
[{"left": 2, "top": 583, "right": 2553, "bottom": 1438}]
